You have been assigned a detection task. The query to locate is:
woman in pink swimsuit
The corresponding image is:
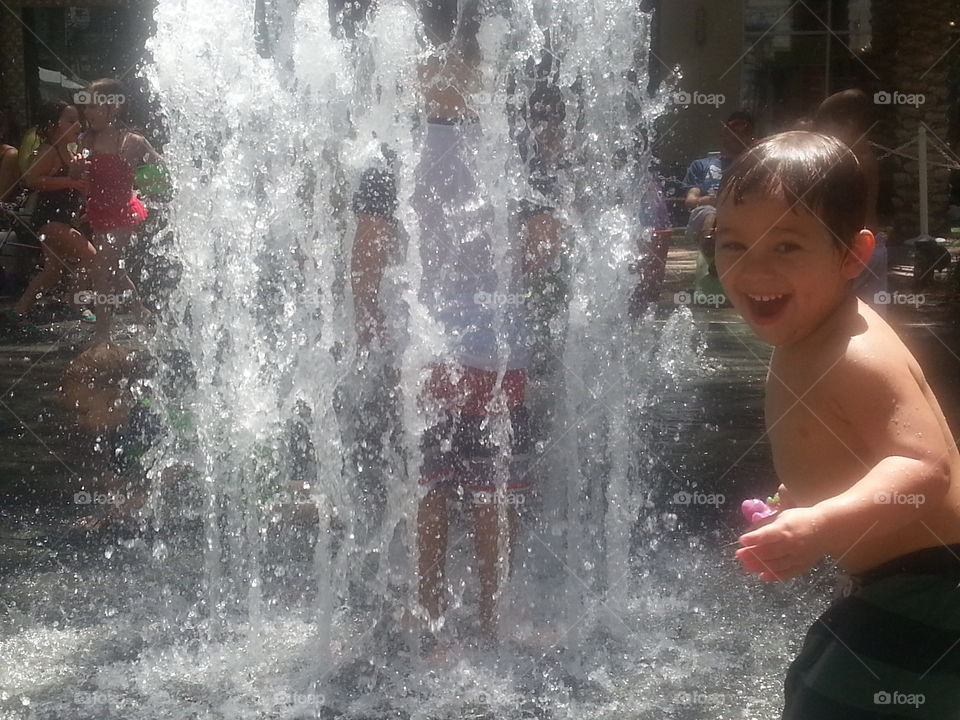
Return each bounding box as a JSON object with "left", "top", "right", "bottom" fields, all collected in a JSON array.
[{"left": 79, "top": 78, "right": 162, "bottom": 343}]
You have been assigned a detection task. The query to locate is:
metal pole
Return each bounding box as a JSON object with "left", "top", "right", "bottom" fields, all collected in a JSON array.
[
  {"left": 824, "top": 0, "right": 832, "bottom": 95},
  {"left": 919, "top": 124, "right": 929, "bottom": 237}
]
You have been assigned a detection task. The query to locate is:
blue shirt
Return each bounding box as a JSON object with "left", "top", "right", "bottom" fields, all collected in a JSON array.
[{"left": 681, "top": 155, "right": 732, "bottom": 197}]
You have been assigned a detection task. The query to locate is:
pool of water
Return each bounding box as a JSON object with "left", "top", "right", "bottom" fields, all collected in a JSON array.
[{"left": 0, "top": 310, "right": 834, "bottom": 720}]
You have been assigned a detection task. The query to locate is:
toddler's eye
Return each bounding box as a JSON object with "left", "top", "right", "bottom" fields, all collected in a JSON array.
[
  {"left": 776, "top": 242, "right": 802, "bottom": 254},
  {"left": 717, "top": 239, "right": 745, "bottom": 252}
]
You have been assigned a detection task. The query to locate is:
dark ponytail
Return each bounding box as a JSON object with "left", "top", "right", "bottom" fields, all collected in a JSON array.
[{"left": 34, "top": 101, "right": 71, "bottom": 143}]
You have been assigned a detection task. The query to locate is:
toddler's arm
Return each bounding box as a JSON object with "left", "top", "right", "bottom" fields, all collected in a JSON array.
[{"left": 738, "top": 356, "right": 952, "bottom": 581}]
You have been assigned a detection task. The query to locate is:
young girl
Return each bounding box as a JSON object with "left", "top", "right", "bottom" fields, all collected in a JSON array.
[
  {"left": 5, "top": 101, "right": 96, "bottom": 326},
  {"left": 79, "top": 78, "right": 162, "bottom": 343}
]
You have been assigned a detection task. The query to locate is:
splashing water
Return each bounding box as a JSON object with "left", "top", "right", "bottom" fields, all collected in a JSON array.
[{"left": 0, "top": 2, "right": 829, "bottom": 719}]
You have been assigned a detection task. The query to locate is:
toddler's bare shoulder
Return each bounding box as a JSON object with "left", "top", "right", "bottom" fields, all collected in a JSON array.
[{"left": 827, "top": 329, "right": 924, "bottom": 402}]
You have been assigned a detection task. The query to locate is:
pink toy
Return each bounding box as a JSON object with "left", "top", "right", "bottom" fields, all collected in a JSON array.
[{"left": 741, "top": 494, "right": 780, "bottom": 524}]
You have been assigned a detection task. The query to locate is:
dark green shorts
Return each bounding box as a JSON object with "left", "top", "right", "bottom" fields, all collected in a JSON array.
[{"left": 783, "top": 544, "right": 960, "bottom": 719}]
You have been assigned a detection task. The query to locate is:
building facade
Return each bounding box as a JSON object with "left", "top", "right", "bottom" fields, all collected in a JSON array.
[
  {"left": 3, "top": 0, "right": 958, "bottom": 238},
  {"left": 655, "top": 0, "right": 960, "bottom": 238},
  {"left": 1, "top": 0, "right": 149, "bottom": 128}
]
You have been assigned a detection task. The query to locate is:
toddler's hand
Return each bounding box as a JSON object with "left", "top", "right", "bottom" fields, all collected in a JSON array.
[{"left": 736, "top": 506, "right": 828, "bottom": 581}]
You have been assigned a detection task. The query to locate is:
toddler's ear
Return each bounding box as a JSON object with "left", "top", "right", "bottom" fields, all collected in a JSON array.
[{"left": 841, "top": 229, "right": 875, "bottom": 280}]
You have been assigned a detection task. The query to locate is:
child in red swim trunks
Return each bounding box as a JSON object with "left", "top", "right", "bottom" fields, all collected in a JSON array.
[
  {"left": 78, "top": 78, "right": 162, "bottom": 343},
  {"left": 417, "top": 363, "right": 534, "bottom": 642},
  {"left": 351, "top": 2, "right": 563, "bottom": 646}
]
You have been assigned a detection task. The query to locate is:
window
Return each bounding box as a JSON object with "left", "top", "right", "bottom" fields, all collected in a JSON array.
[{"left": 741, "top": 0, "right": 873, "bottom": 131}]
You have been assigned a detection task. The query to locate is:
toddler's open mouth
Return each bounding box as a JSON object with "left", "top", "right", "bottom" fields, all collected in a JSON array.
[{"left": 747, "top": 293, "right": 790, "bottom": 323}]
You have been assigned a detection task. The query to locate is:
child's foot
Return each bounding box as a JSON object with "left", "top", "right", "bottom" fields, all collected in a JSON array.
[
  {"left": 72, "top": 306, "right": 97, "bottom": 324},
  {"left": 478, "top": 613, "right": 498, "bottom": 648},
  {"left": 458, "top": 616, "right": 499, "bottom": 653},
  {"left": 396, "top": 608, "right": 454, "bottom": 662},
  {"left": 419, "top": 629, "right": 456, "bottom": 665},
  {"left": 45, "top": 302, "right": 97, "bottom": 324}
]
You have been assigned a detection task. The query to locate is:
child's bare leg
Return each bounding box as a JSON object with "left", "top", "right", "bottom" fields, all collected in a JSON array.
[
  {"left": 13, "top": 224, "right": 88, "bottom": 315},
  {"left": 473, "top": 495, "right": 523, "bottom": 641},
  {"left": 507, "top": 502, "right": 521, "bottom": 572},
  {"left": 417, "top": 486, "right": 450, "bottom": 622},
  {"left": 90, "top": 230, "right": 130, "bottom": 343},
  {"left": 65, "top": 269, "right": 88, "bottom": 310},
  {"left": 473, "top": 500, "right": 499, "bottom": 638},
  {"left": 89, "top": 260, "right": 115, "bottom": 343},
  {"left": 14, "top": 249, "right": 62, "bottom": 316},
  {"left": 109, "top": 270, "right": 150, "bottom": 322},
  {"left": 65, "top": 230, "right": 96, "bottom": 310}
]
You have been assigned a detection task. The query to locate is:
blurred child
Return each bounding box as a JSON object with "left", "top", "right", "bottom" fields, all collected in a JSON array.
[
  {"left": 61, "top": 344, "right": 158, "bottom": 531},
  {"left": 78, "top": 78, "right": 162, "bottom": 343},
  {"left": 351, "top": 0, "right": 562, "bottom": 648},
  {"left": 0, "top": 107, "right": 21, "bottom": 203},
  {"left": 815, "top": 89, "right": 887, "bottom": 310},
  {"left": 5, "top": 101, "right": 96, "bottom": 327}
]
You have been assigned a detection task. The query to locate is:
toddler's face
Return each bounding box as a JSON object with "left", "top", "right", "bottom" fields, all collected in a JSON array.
[{"left": 715, "top": 193, "right": 866, "bottom": 347}]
